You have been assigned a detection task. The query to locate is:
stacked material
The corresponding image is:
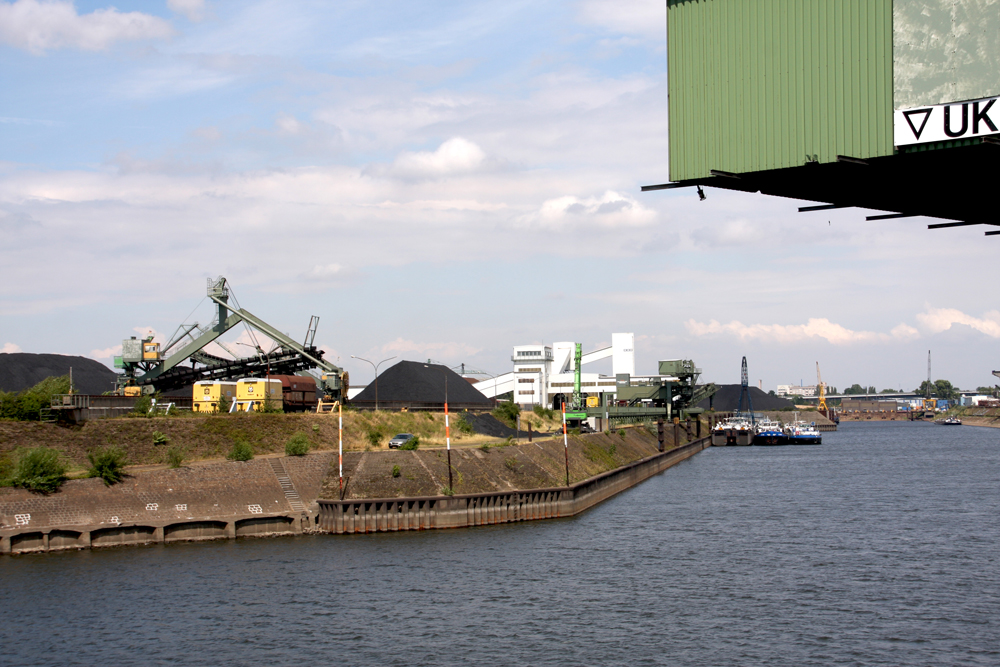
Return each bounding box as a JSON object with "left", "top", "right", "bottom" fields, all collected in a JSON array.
[{"left": 0, "top": 353, "right": 118, "bottom": 395}]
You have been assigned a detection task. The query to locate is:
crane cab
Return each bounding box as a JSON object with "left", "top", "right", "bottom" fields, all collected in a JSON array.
[{"left": 142, "top": 336, "right": 161, "bottom": 361}]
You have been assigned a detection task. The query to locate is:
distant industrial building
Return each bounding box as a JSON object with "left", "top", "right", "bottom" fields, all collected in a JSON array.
[{"left": 776, "top": 384, "right": 817, "bottom": 398}]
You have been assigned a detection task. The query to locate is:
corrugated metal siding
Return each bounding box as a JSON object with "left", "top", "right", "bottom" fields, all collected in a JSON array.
[{"left": 667, "top": 0, "right": 894, "bottom": 182}]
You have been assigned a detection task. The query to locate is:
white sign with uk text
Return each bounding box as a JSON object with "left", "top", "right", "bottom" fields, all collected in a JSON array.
[{"left": 894, "top": 95, "right": 1000, "bottom": 146}]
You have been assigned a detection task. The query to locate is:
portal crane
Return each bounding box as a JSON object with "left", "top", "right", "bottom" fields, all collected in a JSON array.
[{"left": 816, "top": 362, "right": 828, "bottom": 414}]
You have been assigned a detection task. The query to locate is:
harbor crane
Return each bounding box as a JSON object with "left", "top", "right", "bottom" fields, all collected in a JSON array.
[
  {"left": 816, "top": 362, "right": 828, "bottom": 414},
  {"left": 114, "top": 276, "right": 345, "bottom": 399}
]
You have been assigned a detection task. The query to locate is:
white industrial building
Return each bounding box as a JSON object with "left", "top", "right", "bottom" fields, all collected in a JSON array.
[
  {"left": 476, "top": 333, "right": 636, "bottom": 408},
  {"left": 776, "top": 384, "right": 817, "bottom": 398}
]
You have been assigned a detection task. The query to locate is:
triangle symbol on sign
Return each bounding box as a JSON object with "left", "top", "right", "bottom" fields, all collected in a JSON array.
[{"left": 903, "top": 108, "right": 933, "bottom": 139}]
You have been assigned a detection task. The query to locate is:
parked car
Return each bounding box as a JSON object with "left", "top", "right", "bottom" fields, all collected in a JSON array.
[{"left": 388, "top": 433, "right": 415, "bottom": 449}]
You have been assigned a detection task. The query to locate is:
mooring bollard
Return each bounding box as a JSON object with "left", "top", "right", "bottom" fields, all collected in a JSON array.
[{"left": 657, "top": 418, "right": 665, "bottom": 452}]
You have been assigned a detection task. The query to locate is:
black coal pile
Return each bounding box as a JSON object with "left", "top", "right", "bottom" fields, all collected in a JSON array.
[
  {"left": 352, "top": 360, "right": 492, "bottom": 408},
  {"left": 461, "top": 412, "right": 546, "bottom": 439},
  {"left": 696, "top": 384, "right": 795, "bottom": 411},
  {"left": 0, "top": 353, "right": 118, "bottom": 395}
]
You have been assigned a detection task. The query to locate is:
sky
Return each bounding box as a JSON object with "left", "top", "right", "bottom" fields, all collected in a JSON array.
[{"left": 1, "top": 0, "right": 997, "bottom": 393}]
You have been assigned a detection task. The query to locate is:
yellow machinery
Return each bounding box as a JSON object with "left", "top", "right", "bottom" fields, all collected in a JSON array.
[
  {"left": 142, "top": 336, "right": 161, "bottom": 362},
  {"left": 123, "top": 385, "right": 142, "bottom": 397},
  {"left": 816, "top": 362, "right": 828, "bottom": 413},
  {"left": 192, "top": 381, "right": 237, "bottom": 412},
  {"left": 586, "top": 395, "right": 600, "bottom": 408},
  {"left": 235, "top": 378, "right": 282, "bottom": 412}
]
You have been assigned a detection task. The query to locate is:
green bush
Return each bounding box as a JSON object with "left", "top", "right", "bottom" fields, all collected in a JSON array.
[
  {"left": 312, "top": 424, "right": 320, "bottom": 433},
  {"left": 217, "top": 395, "right": 231, "bottom": 414},
  {"left": 131, "top": 394, "right": 153, "bottom": 417},
  {"left": 493, "top": 401, "right": 521, "bottom": 427},
  {"left": 618, "top": 429, "right": 626, "bottom": 439},
  {"left": 87, "top": 446, "right": 128, "bottom": 486},
  {"left": 8, "top": 447, "right": 67, "bottom": 493},
  {"left": 166, "top": 446, "right": 185, "bottom": 468},
  {"left": 259, "top": 397, "right": 283, "bottom": 414},
  {"left": 0, "top": 375, "right": 71, "bottom": 421},
  {"left": 455, "top": 414, "right": 475, "bottom": 435},
  {"left": 227, "top": 439, "right": 254, "bottom": 461},
  {"left": 504, "top": 456, "right": 518, "bottom": 471},
  {"left": 391, "top": 464, "right": 401, "bottom": 478},
  {"left": 532, "top": 404, "right": 555, "bottom": 420},
  {"left": 479, "top": 443, "right": 492, "bottom": 452},
  {"left": 366, "top": 426, "right": 384, "bottom": 449},
  {"left": 399, "top": 435, "right": 420, "bottom": 451},
  {"left": 152, "top": 431, "right": 169, "bottom": 446},
  {"left": 286, "top": 432, "right": 310, "bottom": 456},
  {"left": 441, "top": 486, "right": 454, "bottom": 496}
]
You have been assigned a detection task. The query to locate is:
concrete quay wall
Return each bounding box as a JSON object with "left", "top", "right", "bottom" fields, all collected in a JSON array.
[
  {"left": 316, "top": 436, "right": 711, "bottom": 534},
  {"left": 0, "top": 453, "right": 332, "bottom": 556}
]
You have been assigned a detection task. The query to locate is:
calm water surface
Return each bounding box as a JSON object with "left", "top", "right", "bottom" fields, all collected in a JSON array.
[{"left": 2, "top": 421, "right": 998, "bottom": 666}]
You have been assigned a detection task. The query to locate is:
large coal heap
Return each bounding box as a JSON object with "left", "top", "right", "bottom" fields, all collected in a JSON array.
[
  {"left": 352, "top": 360, "right": 491, "bottom": 407},
  {"left": 0, "top": 353, "right": 118, "bottom": 395},
  {"left": 697, "top": 384, "right": 796, "bottom": 411}
]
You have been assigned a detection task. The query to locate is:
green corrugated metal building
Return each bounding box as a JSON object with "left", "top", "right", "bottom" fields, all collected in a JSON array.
[{"left": 655, "top": 0, "right": 1000, "bottom": 233}]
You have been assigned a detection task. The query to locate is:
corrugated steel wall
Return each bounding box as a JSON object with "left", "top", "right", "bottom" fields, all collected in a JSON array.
[{"left": 667, "top": 0, "right": 894, "bottom": 182}]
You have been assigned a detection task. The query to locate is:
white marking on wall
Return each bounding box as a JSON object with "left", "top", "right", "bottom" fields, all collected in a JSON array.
[
  {"left": 110, "top": 516, "right": 120, "bottom": 524},
  {"left": 14, "top": 514, "right": 30, "bottom": 526},
  {"left": 248, "top": 504, "right": 263, "bottom": 514},
  {"left": 146, "top": 503, "right": 159, "bottom": 511},
  {"left": 175, "top": 504, "right": 187, "bottom": 511}
]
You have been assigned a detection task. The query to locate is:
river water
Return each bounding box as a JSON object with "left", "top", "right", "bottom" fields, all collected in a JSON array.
[{"left": 1, "top": 421, "right": 998, "bottom": 666}]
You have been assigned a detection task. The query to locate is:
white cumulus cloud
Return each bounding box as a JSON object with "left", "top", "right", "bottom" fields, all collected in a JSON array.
[
  {"left": 0, "top": 0, "right": 174, "bottom": 54},
  {"left": 167, "top": 0, "right": 205, "bottom": 23},
  {"left": 387, "top": 137, "right": 487, "bottom": 180},
  {"left": 577, "top": 0, "right": 665, "bottom": 40},
  {"left": 1, "top": 342, "right": 22, "bottom": 353},
  {"left": 516, "top": 190, "right": 656, "bottom": 229},
  {"left": 685, "top": 318, "right": 919, "bottom": 345},
  {"left": 916, "top": 307, "right": 1000, "bottom": 338}
]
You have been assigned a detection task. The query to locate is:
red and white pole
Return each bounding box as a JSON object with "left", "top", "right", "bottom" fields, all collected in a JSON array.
[
  {"left": 338, "top": 402, "right": 344, "bottom": 498},
  {"left": 445, "top": 400, "right": 453, "bottom": 491},
  {"left": 562, "top": 401, "right": 569, "bottom": 486}
]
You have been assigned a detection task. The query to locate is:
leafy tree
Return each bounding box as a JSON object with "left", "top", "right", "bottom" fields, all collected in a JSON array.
[
  {"left": 976, "top": 386, "right": 997, "bottom": 395},
  {"left": 0, "top": 375, "right": 71, "bottom": 421},
  {"left": 880, "top": 389, "right": 897, "bottom": 394},
  {"left": 914, "top": 379, "right": 959, "bottom": 400},
  {"left": 843, "top": 384, "right": 875, "bottom": 395}
]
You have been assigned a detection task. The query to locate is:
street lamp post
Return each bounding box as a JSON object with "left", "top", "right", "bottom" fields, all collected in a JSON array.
[{"left": 351, "top": 355, "right": 397, "bottom": 410}]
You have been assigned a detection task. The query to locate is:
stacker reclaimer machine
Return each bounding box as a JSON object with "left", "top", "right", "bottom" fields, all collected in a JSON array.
[{"left": 114, "top": 276, "right": 345, "bottom": 400}]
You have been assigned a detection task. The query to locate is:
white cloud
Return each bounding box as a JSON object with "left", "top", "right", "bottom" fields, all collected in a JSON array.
[
  {"left": 167, "top": 0, "right": 205, "bottom": 23},
  {"left": 685, "top": 318, "right": 920, "bottom": 345},
  {"left": 515, "top": 190, "right": 656, "bottom": 229},
  {"left": 386, "top": 137, "right": 487, "bottom": 180},
  {"left": 576, "top": 0, "right": 665, "bottom": 40},
  {"left": 1, "top": 342, "right": 22, "bottom": 353},
  {"left": 89, "top": 344, "right": 120, "bottom": 359},
  {"left": 0, "top": 0, "right": 174, "bottom": 55},
  {"left": 916, "top": 307, "right": 1000, "bottom": 338}
]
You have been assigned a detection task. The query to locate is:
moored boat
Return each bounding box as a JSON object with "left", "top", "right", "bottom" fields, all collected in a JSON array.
[
  {"left": 785, "top": 420, "right": 822, "bottom": 445},
  {"left": 754, "top": 417, "right": 787, "bottom": 445},
  {"left": 934, "top": 416, "right": 962, "bottom": 425}
]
